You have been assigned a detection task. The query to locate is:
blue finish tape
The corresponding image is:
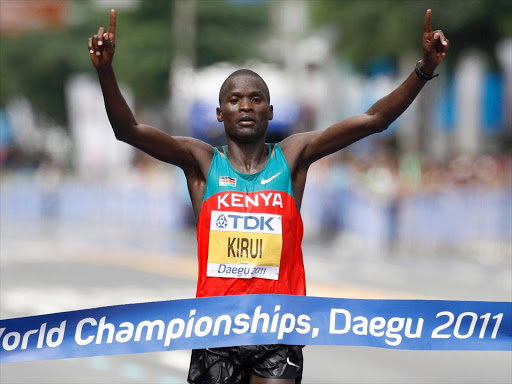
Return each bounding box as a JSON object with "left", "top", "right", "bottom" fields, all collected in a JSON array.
[{"left": 1, "top": 295, "right": 511, "bottom": 363}]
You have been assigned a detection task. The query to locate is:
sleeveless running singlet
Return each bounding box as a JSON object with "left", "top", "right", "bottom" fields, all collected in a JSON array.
[{"left": 195, "top": 144, "right": 306, "bottom": 298}]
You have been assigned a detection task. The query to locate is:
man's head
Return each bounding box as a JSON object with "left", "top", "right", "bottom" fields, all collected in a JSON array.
[
  {"left": 217, "top": 69, "right": 273, "bottom": 144},
  {"left": 218, "top": 69, "right": 270, "bottom": 105}
]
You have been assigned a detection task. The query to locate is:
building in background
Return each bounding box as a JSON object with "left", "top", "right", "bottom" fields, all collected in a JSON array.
[{"left": 0, "top": 0, "right": 69, "bottom": 35}]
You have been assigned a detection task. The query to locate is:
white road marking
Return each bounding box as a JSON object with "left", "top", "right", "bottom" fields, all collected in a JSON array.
[
  {"left": 157, "top": 350, "right": 191, "bottom": 372},
  {"left": 119, "top": 363, "right": 146, "bottom": 381}
]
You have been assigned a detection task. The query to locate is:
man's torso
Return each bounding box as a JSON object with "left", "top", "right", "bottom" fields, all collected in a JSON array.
[{"left": 194, "top": 144, "right": 306, "bottom": 298}]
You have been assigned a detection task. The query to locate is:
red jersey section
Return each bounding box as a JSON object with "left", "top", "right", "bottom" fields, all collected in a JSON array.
[{"left": 196, "top": 190, "right": 306, "bottom": 298}]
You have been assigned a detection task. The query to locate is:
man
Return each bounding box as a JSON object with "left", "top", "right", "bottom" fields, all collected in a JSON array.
[{"left": 88, "top": 8, "right": 449, "bottom": 384}]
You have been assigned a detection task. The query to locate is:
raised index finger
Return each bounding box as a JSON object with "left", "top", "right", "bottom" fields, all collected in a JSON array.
[
  {"left": 424, "top": 9, "right": 432, "bottom": 33},
  {"left": 108, "top": 9, "right": 116, "bottom": 35}
]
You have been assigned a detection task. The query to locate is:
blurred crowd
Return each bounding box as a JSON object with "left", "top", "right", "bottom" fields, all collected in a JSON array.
[
  {"left": 419, "top": 153, "right": 511, "bottom": 192},
  {"left": 1, "top": 134, "right": 510, "bottom": 259},
  {"left": 325, "top": 151, "right": 512, "bottom": 196}
]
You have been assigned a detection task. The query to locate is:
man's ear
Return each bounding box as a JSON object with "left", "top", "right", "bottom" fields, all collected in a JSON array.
[
  {"left": 269, "top": 105, "right": 273, "bottom": 121},
  {"left": 216, "top": 107, "right": 223, "bottom": 122}
]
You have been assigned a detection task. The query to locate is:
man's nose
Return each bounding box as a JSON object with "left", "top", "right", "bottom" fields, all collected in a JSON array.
[{"left": 239, "top": 98, "right": 253, "bottom": 111}]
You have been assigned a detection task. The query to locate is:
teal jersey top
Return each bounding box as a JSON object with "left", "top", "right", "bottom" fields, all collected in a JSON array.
[{"left": 203, "top": 144, "right": 296, "bottom": 204}]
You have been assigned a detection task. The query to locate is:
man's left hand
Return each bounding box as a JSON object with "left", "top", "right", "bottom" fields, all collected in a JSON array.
[{"left": 421, "top": 9, "right": 449, "bottom": 74}]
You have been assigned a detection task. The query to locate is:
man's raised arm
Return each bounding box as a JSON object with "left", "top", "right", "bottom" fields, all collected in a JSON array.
[
  {"left": 284, "top": 9, "right": 449, "bottom": 167},
  {"left": 87, "top": 10, "right": 213, "bottom": 173}
]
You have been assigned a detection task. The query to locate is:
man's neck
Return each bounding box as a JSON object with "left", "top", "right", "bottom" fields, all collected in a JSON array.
[{"left": 225, "top": 137, "right": 268, "bottom": 174}]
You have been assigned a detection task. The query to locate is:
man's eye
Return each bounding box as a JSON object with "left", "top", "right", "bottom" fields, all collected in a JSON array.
[
  {"left": 253, "top": 97, "right": 261, "bottom": 103},
  {"left": 229, "top": 98, "right": 238, "bottom": 104}
]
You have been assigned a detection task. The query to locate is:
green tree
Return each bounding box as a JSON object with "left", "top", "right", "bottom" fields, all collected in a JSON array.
[
  {"left": 0, "top": 0, "right": 174, "bottom": 125},
  {"left": 0, "top": 0, "right": 270, "bottom": 127},
  {"left": 311, "top": 0, "right": 512, "bottom": 71},
  {"left": 195, "top": 0, "right": 270, "bottom": 67}
]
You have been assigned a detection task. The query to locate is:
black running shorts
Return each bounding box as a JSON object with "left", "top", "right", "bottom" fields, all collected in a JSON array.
[{"left": 187, "top": 344, "right": 303, "bottom": 384}]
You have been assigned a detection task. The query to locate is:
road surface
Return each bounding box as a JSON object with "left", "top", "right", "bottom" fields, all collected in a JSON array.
[{"left": 1, "top": 220, "right": 510, "bottom": 383}]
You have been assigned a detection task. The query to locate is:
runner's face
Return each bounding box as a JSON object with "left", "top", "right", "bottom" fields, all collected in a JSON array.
[{"left": 217, "top": 75, "right": 273, "bottom": 143}]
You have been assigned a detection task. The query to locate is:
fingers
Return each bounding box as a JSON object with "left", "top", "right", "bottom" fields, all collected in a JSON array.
[
  {"left": 421, "top": 9, "right": 449, "bottom": 68},
  {"left": 438, "top": 35, "right": 449, "bottom": 56},
  {"left": 108, "top": 9, "right": 116, "bottom": 40},
  {"left": 97, "top": 26, "right": 105, "bottom": 46},
  {"left": 97, "top": 26, "right": 105, "bottom": 49},
  {"left": 87, "top": 37, "right": 94, "bottom": 55},
  {"left": 87, "top": 10, "right": 116, "bottom": 64},
  {"left": 439, "top": 31, "right": 448, "bottom": 47},
  {"left": 102, "top": 31, "right": 115, "bottom": 55},
  {"left": 433, "top": 30, "right": 449, "bottom": 56},
  {"left": 441, "top": 38, "right": 449, "bottom": 56},
  {"left": 424, "top": 9, "right": 432, "bottom": 33},
  {"left": 92, "top": 34, "right": 103, "bottom": 56}
]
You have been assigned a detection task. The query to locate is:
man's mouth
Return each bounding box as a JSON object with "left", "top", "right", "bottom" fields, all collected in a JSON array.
[
  {"left": 238, "top": 116, "right": 256, "bottom": 126},
  {"left": 238, "top": 121, "right": 255, "bottom": 127}
]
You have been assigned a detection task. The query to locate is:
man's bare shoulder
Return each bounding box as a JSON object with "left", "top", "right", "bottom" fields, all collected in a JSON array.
[
  {"left": 279, "top": 131, "right": 322, "bottom": 171},
  {"left": 174, "top": 136, "right": 215, "bottom": 154},
  {"left": 173, "top": 136, "right": 215, "bottom": 176}
]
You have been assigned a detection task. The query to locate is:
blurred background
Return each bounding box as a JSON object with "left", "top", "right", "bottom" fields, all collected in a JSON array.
[{"left": 1, "top": 0, "right": 511, "bottom": 383}]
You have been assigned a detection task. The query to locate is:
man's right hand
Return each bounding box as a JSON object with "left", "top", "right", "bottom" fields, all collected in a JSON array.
[{"left": 88, "top": 9, "right": 116, "bottom": 69}]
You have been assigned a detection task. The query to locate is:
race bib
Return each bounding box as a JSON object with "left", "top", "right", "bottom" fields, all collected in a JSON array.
[{"left": 207, "top": 210, "right": 283, "bottom": 280}]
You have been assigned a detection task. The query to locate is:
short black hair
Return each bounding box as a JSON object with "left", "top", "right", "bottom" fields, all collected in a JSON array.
[{"left": 218, "top": 69, "right": 270, "bottom": 105}]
